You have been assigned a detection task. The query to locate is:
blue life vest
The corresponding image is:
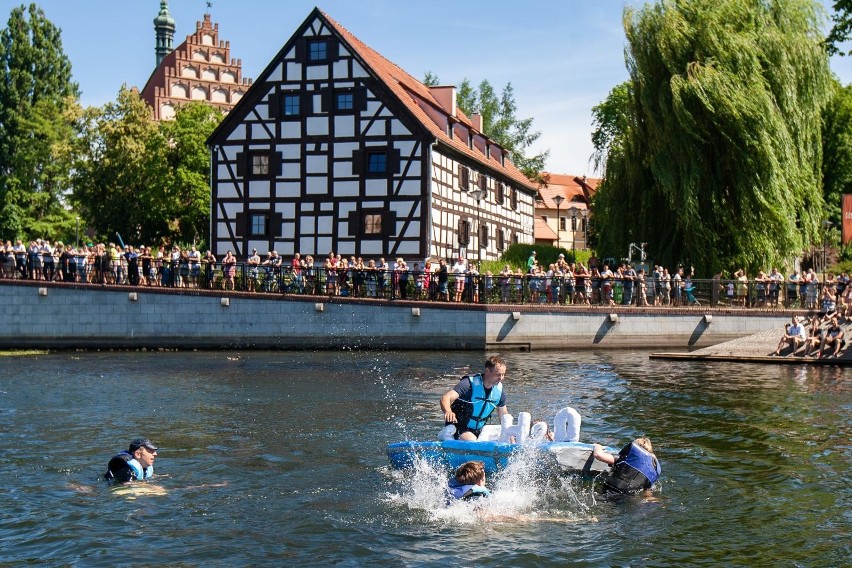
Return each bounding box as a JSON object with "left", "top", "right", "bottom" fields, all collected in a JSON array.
[
  {"left": 447, "top": 478, "right": 491, "bottom": 501},
  {"left": 453, "top": 374, "right": 503, "bottom": 432},
  {"left": 604, "top": 442, "right": 661, "bottom": 494},
  {"left": 104, "top": 451, "right": 153, "bottom": 483}
]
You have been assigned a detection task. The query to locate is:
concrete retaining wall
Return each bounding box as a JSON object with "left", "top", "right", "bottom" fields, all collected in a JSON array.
[{"left": 0, "top": 281, "right": 789, "bottom": 350}]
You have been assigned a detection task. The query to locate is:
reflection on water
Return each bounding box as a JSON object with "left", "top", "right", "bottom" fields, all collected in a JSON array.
[{"left": 0, "top": 350, "right": 849, "bottom": 566}]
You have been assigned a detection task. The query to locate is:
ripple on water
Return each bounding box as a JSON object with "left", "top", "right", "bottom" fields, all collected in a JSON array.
[{"left": 0, "top": 350, "right": 848, "bottom": 565}]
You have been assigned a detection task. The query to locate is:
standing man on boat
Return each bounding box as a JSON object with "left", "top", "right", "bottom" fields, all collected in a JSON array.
[{"left": 440, "top": 355, "right": 508, "bottom": 440}]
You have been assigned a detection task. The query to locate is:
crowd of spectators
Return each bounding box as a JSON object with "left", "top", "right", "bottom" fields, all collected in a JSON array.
[
  {"left": 0, "top": 239, "right": 215, "bottom": 289},
  {"left": 3, "top": 239, "right": 850, "bottom": 313}
]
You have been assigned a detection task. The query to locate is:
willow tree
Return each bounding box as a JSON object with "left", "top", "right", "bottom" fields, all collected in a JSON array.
[{"left": 592, "top": 0, "right": 832, "bottom": 274}]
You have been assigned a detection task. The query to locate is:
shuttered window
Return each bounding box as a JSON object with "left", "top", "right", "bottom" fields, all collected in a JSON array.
[
  {"left": 235, "top": 210, "right": 283, "bottom": 238},
  {"left": 352, "top": 147, "right": 401, "bottom": 177},
  {"left": 458, "top": 219, "right": 471, "bottom": 246},
  {"left": 478, "top": 174, "right": 488, "bottom": 198},
  {"left": 459, "top": 166, "right": 469, "bottom": 190},
  {"left": 235, "top": 151, "right": 282, "bottom": 179},
  {"left": 297, "top": 37, "right": 340, "bottom": 64},
  {"left": 283, "top": 94, "right": 300, "bottom": 116},
  {"left": 348, "top": 209, "right": 396, "bottom": 237}
]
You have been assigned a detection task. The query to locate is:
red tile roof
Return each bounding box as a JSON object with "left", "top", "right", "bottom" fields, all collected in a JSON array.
[
  {"left": 536, "top": 173, "right": 600, "bottom": 209},
  {"left": 534, "top": 217, "right": 558, "bottom": 240},
  {"left": 320, "top": 10, "right": 537, "bottom": 193}
]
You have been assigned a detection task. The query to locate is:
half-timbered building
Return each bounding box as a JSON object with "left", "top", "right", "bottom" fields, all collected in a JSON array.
[{"left": 207, "top": 8, "right": 538, "bottom": 262}]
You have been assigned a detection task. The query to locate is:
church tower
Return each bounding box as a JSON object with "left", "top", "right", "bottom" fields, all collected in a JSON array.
[
  {"left": 154, "top": 0, "right": 176, "bottom": 67},
  {"left": 140, "top": 3, "right": 253, "bottom": 120}
]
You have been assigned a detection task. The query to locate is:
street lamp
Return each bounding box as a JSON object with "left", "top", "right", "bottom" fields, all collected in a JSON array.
[
  {"left": 822, "top": 219, "right": 833, "bottom": 285},
  {"left": 469, "top": 188, "right": 486, "bottom": 266},
  {"left": 568, "top": 205, "right": 579, "bottom": 255},
  {"left": 552, "top": 194, "right": 565, "bottom": 249},
  {"left": 581, "top": 208, "right": 588, "bottom": 249},
  {"left": 75, "top": 216, "right": 79, "bottom": 248}
]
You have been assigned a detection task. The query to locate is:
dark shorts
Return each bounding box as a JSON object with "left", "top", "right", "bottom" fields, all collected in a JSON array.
[{"left": 447, "top": 422, "right": 480, "bottom": 439}]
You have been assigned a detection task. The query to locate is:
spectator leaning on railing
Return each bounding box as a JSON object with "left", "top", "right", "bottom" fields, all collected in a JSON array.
[{"left": 5, "top": 235, "right": 850, "bottom": 313}]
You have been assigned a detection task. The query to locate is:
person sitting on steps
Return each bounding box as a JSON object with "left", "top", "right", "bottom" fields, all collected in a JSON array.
[
  {"left": 817, "top": 316, "right": 845, "bottom": 358},
  {"left": 772, "top": 316, "right": 806, "bottom": 356}
]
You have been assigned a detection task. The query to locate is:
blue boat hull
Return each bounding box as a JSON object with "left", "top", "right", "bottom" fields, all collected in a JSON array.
[{"left": 386, "top": 439, "right": 615, "bottom": 475}]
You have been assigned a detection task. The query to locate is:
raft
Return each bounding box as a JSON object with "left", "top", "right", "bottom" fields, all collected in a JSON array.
[
  {"left": 386, "top": 407, "right": 616, "bottom": 474},
  {"left": 386, "top": 438, "right": 614, "bottom": 475}
]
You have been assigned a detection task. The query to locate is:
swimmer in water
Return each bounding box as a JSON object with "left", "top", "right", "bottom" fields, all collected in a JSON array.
[
  {"left": 447, "top": 460, "right": 490, "bottom": 501},
  {"left": 593, "top": 436, "right": 661, "bottom": 494},
  {"left": 104, "top": 438, "right": 159, "bottom": 484}
]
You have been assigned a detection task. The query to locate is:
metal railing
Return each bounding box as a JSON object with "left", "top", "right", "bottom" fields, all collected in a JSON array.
[{"left": 0, "top": 261, "right": 846, "bottom": 310}]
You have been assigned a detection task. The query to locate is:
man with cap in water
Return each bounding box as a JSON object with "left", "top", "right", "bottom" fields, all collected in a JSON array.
[{"left": 104, "top": 438, "right": 159, "bottom": 483}]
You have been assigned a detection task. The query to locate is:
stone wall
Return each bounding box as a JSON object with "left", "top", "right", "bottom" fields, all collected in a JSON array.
[{"left": 0, "top": 281, "right": 788, "bottom": 351}]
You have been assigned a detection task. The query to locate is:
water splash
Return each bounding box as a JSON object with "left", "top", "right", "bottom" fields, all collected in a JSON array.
[{"left": 384, "top": 441, "right": 598, "bottom": 525}]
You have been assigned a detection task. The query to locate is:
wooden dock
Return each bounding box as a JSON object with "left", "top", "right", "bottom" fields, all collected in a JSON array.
[{"left": 651, "top": 322, "right": 852, "bottom": 366}]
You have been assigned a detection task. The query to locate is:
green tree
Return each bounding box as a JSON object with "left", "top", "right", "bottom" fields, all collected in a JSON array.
[
  {"left": 422, "top": 70, "right": 440, "bottom": 87},
  {"left": 459, "top": 79, "right": 548, "bottom": 180},
  {"left": 157, "top": 101, "right": 223, "bottom": 244},
  {"left": 592, "top": 0, "right": 831, "bottom": 274},
  {"left": 0, "top": 3, "right": 79, "bottom": 240},
  {"left": 73, "top": 86, "right": 166, "bottom": 244},
  {"left": 74, "top": 88, "right": 222, "bottom": 246},
  {"left": 422, "top": 74, "right": 548, "bottom": 180},
  {"left": 822, "top": 79, "right": 852, "bottom": 224},
  {"left": 826, "top": 0, "right": 852, "bottom": 55},
  {"left": 590, "top": 82, "right": 632, "bottom": 174}
]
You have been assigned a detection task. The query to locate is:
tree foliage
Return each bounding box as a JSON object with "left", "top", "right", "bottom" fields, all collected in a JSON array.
[
  {"left": 822, "top": 78, "right": 852, "bottom": 224},
  {"left": 591, "top": 81, "right": 632, "bottom": 174},
  {"left": 826, "top": 0, "right": 852, "bottom": 55},
  {"left": 158, "top": 101, "right": 223, "bottom": 243},
  {"left": 0, "top": 3, "right": 79, "bottom": 240},
  {"left": 73, "top": 87, "right": 222, "bottom": 247},
  {"left": 424, "top": 74, "right": 548, "bottom": 180},
  {"left": 592, "top": 0, "right": 832, "bottom": 275}
]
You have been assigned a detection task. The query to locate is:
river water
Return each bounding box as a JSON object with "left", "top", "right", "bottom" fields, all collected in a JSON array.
[{"left": 0, "top": 350, "right": 848, "bottom": 566}]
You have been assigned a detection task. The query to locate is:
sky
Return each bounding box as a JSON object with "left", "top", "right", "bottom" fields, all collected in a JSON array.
[{"left": 4, "top": 0, "right": 851, "bottom": 177}]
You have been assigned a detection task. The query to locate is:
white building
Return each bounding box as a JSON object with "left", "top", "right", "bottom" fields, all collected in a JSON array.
[{"left": 207, "top": 8, "right": 537, "bottom": 261}]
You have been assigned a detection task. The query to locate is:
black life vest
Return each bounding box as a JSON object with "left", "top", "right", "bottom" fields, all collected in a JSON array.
[
  {"left": 104, "top": 451, "right": 152, "bottom": 483},
  {"left": 604, "top": 442, "right": 661, "bottom": 494}
]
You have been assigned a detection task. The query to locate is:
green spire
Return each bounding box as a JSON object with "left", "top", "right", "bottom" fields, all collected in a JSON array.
[{"left": 154, "top": 0, "right": 176, "bottom": 67}]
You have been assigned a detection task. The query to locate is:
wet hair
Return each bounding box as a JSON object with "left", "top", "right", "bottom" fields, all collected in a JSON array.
[
  {"left": 634, "top": 436, "right": 654, "bottom": 454},
  {"left": 484, "top": 355, "right": 506, "bottom": 371},
  {"left": 455, "top": 461, "right": 485, "bottom": 485}
]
